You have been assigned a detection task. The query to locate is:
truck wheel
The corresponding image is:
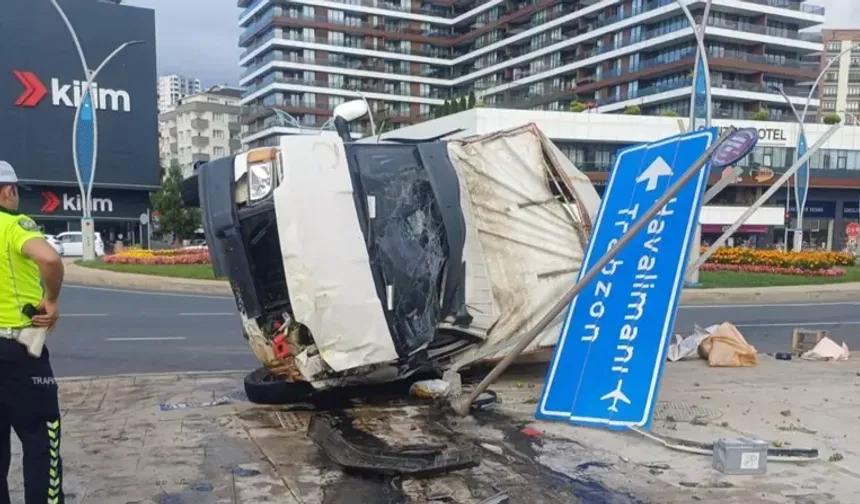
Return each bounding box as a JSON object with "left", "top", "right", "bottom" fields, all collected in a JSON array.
[{"left": 243, "top": 367, "right": 314, "bottom": 405}]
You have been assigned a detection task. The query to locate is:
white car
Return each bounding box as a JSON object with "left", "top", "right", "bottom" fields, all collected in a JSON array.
[
  {"left": 56, "top": 231, "right": 105, "bottom": 257},
  {"left": 43, "top": 235, "right": 64, "bottom": 256}
]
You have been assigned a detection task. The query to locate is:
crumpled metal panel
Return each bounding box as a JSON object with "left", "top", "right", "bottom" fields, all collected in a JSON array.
[{"left": 443, "top": 123, "right": 599, "bottom": 367}]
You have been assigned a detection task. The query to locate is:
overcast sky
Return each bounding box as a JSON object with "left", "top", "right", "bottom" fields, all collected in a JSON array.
[{"left": 124, "top": 0, "right": 856, "bottom": 88}]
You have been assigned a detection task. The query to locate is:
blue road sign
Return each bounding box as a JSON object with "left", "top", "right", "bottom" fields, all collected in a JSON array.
[{"left": 536, "top": 127, "right": 718, "bottom": 430}]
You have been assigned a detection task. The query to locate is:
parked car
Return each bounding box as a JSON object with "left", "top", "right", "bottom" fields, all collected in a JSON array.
[
  {"left": 182, "top": 100, "right": 600, "bottom": 404},
  {"left": 56, "top": 231, "right": 105, "bottom": 257},
  {"left": 43, "top": 234, "right": 64, "bottom": 256}
]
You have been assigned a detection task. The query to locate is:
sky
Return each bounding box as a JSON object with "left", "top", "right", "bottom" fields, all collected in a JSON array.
[{"left": 124, "top": 0, "right": 856, "bottom": 88}]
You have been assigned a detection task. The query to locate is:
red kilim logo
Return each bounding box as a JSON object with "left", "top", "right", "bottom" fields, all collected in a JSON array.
[
  {"left": 41, "top": 191, "right": 60, "bottom": 213},
  {"left": 13, "top": 71, "right": 47, "bottom": 108}
]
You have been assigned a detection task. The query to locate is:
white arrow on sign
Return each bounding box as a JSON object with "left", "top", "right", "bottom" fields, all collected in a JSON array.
[{"left": 636, "top": 156, "right": 674, "bottom": 192}]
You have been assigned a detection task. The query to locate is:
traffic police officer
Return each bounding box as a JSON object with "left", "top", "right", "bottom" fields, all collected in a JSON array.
[{"left": 0, "top": 161, "right": 65, "bottom": 504}]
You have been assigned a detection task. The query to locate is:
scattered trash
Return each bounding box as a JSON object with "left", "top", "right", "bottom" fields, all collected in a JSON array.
[
  {"left": 470, "top": 390, "right": 499, "bottom": 411},
  {"left": 698, "top": 322, "right": 759, "bottom": 367},
  {"left": 576, "top": 461, "right": 612, "bottom": 471},
  {"left": 159, "top": 395, "right": 236, "bottom": 411},
  {"left": 479, "top": 493, "right": 510, "bottom": 504},
  {"left": 829, "top": 452, "right": 844, "bottom": 462},
  {"left": 667, "top": 324, "right": 716, "bottom": 362},
  {"left": 780, "top": 410, "right": 792, "bottom": 417},
  {"left": 775, "top": 352, "right": 792, "bottom": 361},
  {"left": 712, "top": 437, "right": 769, "bottom": 475},
  {"left": 801, "top": 336, "right": 850, "bottom": 361},
  {"left": 793, "top": 328, "right": 827, "bottom": 357},
  {"left": 409, "top": 379, "right": 452, "bottom": 400},
  {"left": 481, "top": 443, "right": 504, "bottom": 456}
]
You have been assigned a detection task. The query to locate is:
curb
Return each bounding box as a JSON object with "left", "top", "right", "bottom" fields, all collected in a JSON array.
[
  {"left": 59, "top": 369, "right": 246, "bottom": 383},
  {"left": 67, "top": 261, "right": 860, "bottom": 303},
  {"left": 65, "top": 261, "right": 231, "bottom": 296}
]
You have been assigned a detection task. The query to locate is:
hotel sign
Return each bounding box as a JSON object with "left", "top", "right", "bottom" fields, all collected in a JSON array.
[{"left": 718, "top": 127, "right": 787, "bottom": 142}]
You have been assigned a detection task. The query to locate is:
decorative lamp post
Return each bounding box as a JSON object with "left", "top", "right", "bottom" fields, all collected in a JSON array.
[
  {"left": 676, "top": 0, "right": 713, "bottom": 285},
  {"left": 50, "top": 0, "right": 142, "bottom": 261}
]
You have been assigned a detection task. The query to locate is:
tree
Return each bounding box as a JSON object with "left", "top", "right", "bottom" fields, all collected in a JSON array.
[
  {"left": 474, "top": 101, "right": 488, "bottom": 108},
  {"left": 441, "top": 100, "right": 451, "bottom": 116},
  {"left": 752, "top": 108, "right": 769, "bottom": 121},
  {"left": 468, "top": 91, "right": 477, "bottom": 109},
  {"left": 660, "top": 110, "right": 679, "bottom": 117},
  {"left": 569, "top": 100, "right": 586, "bottom": 112},
  {"left": 151, "top": 165, "right": 201, "bottom": 244},
  {"left": 458, "top": 96, "right": 468, "bottom": 111},
  {"left": 824, "top": 113, "right": 843, "bottom": 125},
  {"left": 624, "top": 105, "right": 641, "bottom": 115}
]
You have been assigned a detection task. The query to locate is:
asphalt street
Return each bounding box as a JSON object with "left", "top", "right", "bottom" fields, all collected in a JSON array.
[
  {"left": 48, "top": 284, "right": 256, "bottom": 377},
  {"left": 43, "top": 285, "right": 860, "bottom": 377}
]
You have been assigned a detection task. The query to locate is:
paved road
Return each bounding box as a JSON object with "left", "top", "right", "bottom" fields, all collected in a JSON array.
[
  {"left": 50, "top": 284, "right": 256, "bottom": 377},
  {"left": 46, "top": 285, "right": 860, "bottom": 377}
]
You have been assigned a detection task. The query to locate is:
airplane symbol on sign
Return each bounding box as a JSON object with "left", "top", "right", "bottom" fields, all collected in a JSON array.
[{"left": 600, "top": 379, "right": 631, "bottom": 413}]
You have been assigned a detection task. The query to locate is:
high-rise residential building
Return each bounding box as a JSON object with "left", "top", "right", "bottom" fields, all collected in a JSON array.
[
  {"left": 819, "top": 30, "right": 860, "bottom": 125},
  {"left": 157, "top": 74, "right": 203, "bottom": 113},
  {"left": 237, "top": 0, "right": 825, "bottom": 148},
  {"left": 159, "top": 85, "right": 243, "bottom": 177}
]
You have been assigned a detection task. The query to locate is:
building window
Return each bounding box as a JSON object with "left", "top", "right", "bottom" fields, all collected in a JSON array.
[
  {"left": 213, "top": 113, "right": 224, "bottom": 122},
  {"left": 827, "top": 41, "right": 841, "bottom": 52},
  {"left": 838, "top": 150, "right": 848, "bottom": 169},
  {"left": 214, "top": 147, "right": 225, "bottom": 157},
  {"left": 849, "top": 86, "right": 860, "bottom": 97},
  {"left": 823, "top": 100, "right": 837, "bottom": 111},
  {"left": 823, "top": 86, "right": 838, "bottom": 96},
  {"left": 213, "top": 130, "right": 224, "bottom": 140}
]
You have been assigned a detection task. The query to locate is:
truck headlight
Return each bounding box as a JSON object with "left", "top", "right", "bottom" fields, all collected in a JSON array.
[
  {"left": 242, "top": 148, "right": 280, "bottom": 203},
  {"left": 248, "top": 163, "right": 273, "bottom": 201}
]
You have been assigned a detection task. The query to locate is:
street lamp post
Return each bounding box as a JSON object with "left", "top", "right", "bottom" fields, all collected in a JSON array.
[
  {"left": 676, "top": 0, "right": 713, "bottom": 285},
  {"left": 50, "top": 0, "right": 143, "bottom": 261},
  {"left": 770, "top": 44, "right": 860, "bottom": 252}
]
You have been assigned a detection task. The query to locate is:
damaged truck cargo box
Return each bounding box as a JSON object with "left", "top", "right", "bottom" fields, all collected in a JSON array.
[{"left": 186, "top": 122, "right": 600, "bottom": 398}]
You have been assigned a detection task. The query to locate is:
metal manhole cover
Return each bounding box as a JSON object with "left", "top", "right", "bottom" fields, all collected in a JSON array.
[{"left": 653, "top": 401, "right": 722, "bottom": 422}]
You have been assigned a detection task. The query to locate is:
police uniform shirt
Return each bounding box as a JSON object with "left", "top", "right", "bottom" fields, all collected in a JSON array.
[{"left": 0, "top": 209, "right": 44, "bottom": 329}]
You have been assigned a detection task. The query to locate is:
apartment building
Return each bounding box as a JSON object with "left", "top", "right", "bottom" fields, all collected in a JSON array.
[
  {"left": 819, "top": 30, "right": 860, "bottom": 125},
  {"left": 158, "top": 74, "right": 203, "bottom": 113},
  {"left": 237, "top": 0, "right": 825, "bottom": 148},
  {"left": 159, "top": 86, "right": 243, "bottom": 177}
]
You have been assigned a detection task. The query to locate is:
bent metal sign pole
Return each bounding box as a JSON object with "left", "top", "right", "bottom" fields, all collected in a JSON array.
[
  {"left": 49, "top": 0, "right": 142, "bottom": 261},
  {"left": 677, "top": 0, "right": 712, "bottom": 285},
  {"left": 450, "top": 128, "right": 733, "bottom": 417},
  {"left": 691, "top": 124, "right": 842, "bottom": 270}
]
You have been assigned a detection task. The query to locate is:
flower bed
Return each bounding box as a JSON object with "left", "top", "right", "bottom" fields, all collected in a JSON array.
[
  {"left": 103, "top": 248, "right": 211, "bottom": 265},
  {"left": 700, "top": 263, "right": 846, "bottom": 277},
  {"left": 704, "top": 247, "right": 855, "bottom": 271}
]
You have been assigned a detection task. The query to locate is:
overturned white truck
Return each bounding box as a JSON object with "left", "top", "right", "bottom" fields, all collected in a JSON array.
[{"left": 182, "top": 102, "right": 600, "bottom": 403}]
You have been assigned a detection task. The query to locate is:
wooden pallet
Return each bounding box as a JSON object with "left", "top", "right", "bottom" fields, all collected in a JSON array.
[{"left": 792, "top": 328, "right": 827, "bottom": 357}]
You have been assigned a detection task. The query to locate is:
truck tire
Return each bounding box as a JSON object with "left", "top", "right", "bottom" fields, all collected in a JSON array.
[{"left": 243, "top": 367, "right": 314, "bottom": 405}]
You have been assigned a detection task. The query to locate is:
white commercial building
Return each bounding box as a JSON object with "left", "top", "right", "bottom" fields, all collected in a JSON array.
[
  {"left": 387, "top": 108, "right": 860, "bottom": 250},
  {"left": 159, "top": 86, "right": 244, "bottom": 177},
  {"left": 157, "top": 74, "right": 203, "bottom": 113}
]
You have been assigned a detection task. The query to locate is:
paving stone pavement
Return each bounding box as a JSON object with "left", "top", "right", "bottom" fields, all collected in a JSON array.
[{"left": 4, "top": 360, "right": 855, "bottom": 503}]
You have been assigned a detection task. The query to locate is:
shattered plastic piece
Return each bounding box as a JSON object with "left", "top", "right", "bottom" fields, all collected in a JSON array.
[
  {"left": 409, "top": 379, "right": 452, "bottom": 399},
  {"left": 272, "top": 334, "right": 290, "bottom": 359},
  {"left": 307, "top": 413, "right": 481, "bottom": 477},
  {"left": 520, "top": 427, "right": 542, "bottom": 438},
  {"left": 479, "top": 493, "right": 510, "bottom": 504},
  {"left": 159, "top": 395, "right": 234, "bottom": 411},
  {"left": 801, "top": 337, "right": 849, "bottom": 361}
]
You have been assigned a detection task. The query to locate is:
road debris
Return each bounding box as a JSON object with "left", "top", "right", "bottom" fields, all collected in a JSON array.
[
  {"left": 801, "top": 336, "right": 850, "bottom": 361},
  {"left": 669, "top": 322, "right": 758, "bottom": 367},
  {"left": 306, "top": 412, "right": 481, "bottom": 477},
  {"left": 409, "top": 379, "right": 451, "bottom": 400}
]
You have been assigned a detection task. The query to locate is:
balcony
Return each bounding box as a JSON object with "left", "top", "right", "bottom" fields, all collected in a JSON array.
[
  {"left": 191, "top": 153, "right": 211, "bottom": 165},
  {"left": 191, "top": 135, "right": 210, "bottom": 149},
  {"left": 169, "top": 142, "right": 178, "bottom": 154},
  {"left": 190, "top": 118, "right": 209, "bottom": 130},
  {"left": 169, "top": 127, "right": 177, "bottom": 137},
  {"left": 245, "top": 75, "right": 446, "bottom": 100}
]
